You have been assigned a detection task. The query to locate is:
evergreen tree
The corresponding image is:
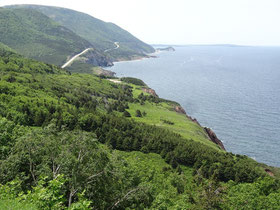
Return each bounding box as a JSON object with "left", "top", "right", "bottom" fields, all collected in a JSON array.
[
  {"left": 123, "top": 110, "right": 131, "bottom": 117},
  {"left": 135, "top": 110, "right": 142, "bottom": 117}
]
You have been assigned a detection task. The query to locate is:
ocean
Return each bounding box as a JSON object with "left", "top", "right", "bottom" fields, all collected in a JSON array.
[{"left": 106, "top": 45, "right": 280, "bottom": 167}]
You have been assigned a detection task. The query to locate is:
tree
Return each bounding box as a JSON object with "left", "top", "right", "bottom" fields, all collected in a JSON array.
[
  {"left": 0, "top": 126, "right": 112, "bottom": 208},
  {"left": 123, "top": 110, "right": 131, "bottom": 117},
  {"left": 135, "top": 110, "right": 142, "bottom": 117}
]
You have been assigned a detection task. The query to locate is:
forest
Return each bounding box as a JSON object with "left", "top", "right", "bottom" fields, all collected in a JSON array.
[{"left": 0, "top": 46, "right": 280, "bottom": 209}]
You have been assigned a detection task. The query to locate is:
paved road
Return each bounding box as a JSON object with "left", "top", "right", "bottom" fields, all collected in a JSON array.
[
  {"left": 104, "top": 42, "right": 119, "bottom": 53},
  {"left": 61, "top": 48, "right": 92, "bottom": 68}
]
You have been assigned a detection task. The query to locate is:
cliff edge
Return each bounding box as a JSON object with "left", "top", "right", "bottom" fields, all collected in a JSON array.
[{"left": 143, "top": 88, "right": 226, "bottom": 151}]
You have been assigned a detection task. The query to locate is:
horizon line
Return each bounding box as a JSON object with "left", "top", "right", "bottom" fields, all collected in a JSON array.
[{"left": 150, "top": 43, "right": 280, "bottom": 47}]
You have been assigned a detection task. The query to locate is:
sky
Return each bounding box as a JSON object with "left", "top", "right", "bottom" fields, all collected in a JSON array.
[{"left": 0, "top": 0, "right": 280, "bottom": 46}]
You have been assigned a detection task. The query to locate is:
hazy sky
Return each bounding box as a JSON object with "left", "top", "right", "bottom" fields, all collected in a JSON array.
[{"left": 1, "top": 0, "right": 280, "bottom": 46}]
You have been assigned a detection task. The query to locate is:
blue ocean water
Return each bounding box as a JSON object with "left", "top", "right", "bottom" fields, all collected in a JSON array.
[{"left": 106, "top": 46, "right": 280, "bottom": 167}]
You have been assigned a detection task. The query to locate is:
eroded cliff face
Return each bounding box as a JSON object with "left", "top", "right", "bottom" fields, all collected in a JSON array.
[
  {"left": 204, "top": 127, "right": 226, "bottom": 150},
  {"left": 85, "top": 50, "right": 113, "bottom": 67},
  {"left": 264, "top": 168, "right": 275, "bottom": 177},
  {"left": 174, "top": 105, "right": 186, "bottom": 114},
  {"left": 142, "top": 87, "right": 226, "bottom": 151},
  {"left": 187, "top": 116, "right": 201, "bottom": 126},
  {"left": 173, "top": 104, "right": 226, "bottom": 151},
  {"left": 179, "top": 108, "right": 225, "bottom": 150},
  {"left": 174, "top": 105, "right": 226, "bottom": 150},
  {"left": 142, "top": 88, "right": 159, "bottom": 97}
]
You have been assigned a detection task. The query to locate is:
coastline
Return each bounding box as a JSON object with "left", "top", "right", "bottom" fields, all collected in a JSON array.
[
  {"left": 99, "top": 52, "right": 160, "bottom": 77},
  {"left": 105, "top": 55, "right": 226, "bottom": 150},
  {"left": 114, "top": 54, "right": 158, "bottom": 63},
  {"left": 147, "top": 87, "right": 226, "bottom": 150},
  {"left": 106, "top": 46, "right": 280, "bottom": 168}
]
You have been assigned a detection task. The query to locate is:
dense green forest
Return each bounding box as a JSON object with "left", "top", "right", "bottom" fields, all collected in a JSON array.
[
  {"left": 0, "top": 44, "right": 280, "bottom": 209},
  {"left": 7, "top": 5, "right": 155, "bottom": 61}
]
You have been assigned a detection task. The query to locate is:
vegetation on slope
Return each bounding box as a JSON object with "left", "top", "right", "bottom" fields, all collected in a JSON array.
[
  {"left": 0, "top": 7, "right": 111, "bottom": 67},
  {"left": 0, "top": 46, "right": 279, "bottom": 209},
  {"left": 120, "top": 77, "right": 147, "bottom": 86},
  {"left": 12, "top": 4, "right": 155, "bottom": 61}
]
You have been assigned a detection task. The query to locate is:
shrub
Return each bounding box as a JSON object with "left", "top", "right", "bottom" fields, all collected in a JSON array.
[{"left": 135, "top": 110, "right": 142, "bottom": 117}]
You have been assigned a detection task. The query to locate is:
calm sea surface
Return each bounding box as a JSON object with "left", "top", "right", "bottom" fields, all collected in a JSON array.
[{"left": 106, "top": 46, "right": 280, "bottom": 167}]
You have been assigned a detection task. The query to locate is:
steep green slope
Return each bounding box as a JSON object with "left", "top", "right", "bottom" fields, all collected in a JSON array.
[
  {"left": 13, "top": 4, "right": 155, "bottom": 60},
  {"left": 0, "top": 42, "right": 14, "bottom": 52},
  {"left": 0, "top": 7, "right": 112, "bottom": 67},
  {"left": 0, "top": 46, "right": 279, "bottom": 209}
]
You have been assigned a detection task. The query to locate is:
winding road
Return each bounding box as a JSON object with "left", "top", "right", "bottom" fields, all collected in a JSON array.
[
  {"left": 104, "top": 42, "right": 119, "bottom": 53},
  {"left": 61, "top": 48, "right": 92, "bottom": 69},
  {"left": 61, "top": 42, "right": 119, "bottom": 68}
]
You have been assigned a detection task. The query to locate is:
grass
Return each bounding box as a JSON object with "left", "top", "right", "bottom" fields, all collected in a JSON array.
[
  {"left": 114, "top": 83, "right": 223, "bottom": 151},
  {"left": 128, "top": 102, "right": 220, "bottom": 150}
]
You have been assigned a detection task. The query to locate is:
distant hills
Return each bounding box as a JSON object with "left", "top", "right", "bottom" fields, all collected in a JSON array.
[
  {"left": 5, "top": 5, "right": 155, "bottom": 64},
  {"left": 0, "top": 7, "right": 109, "bottom": 66}
]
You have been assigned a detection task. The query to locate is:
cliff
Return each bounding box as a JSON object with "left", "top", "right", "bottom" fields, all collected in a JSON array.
[
  {"left": 142, "top": 87, "right": 159, "bottom": 97},
  {"left": 180, "top": 106, "right": 226, "bottom": 150},
  {"left": 144, "top": 88, "right": 226, "bottom": 150},
  {"left": 204, "top": 127, "right": 226, "bottom": 150},
  {"left": 85, "top": 49, "right": 113, "bottom": 67}
]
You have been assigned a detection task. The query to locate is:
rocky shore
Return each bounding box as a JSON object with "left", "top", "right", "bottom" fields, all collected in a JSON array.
[{"left": 143, "top": 87, "right": 226, "bottom": 151}]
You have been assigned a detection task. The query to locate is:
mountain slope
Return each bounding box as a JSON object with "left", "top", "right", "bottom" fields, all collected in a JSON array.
[
  {"left": 0, "top": 7, "right": 112, "bottom": 67},
  {"left": 0, "top": 42, "right": 14, "bottom": 52},
  {"left": 12, "top": 5, "right": 155, "bottom": 60}
]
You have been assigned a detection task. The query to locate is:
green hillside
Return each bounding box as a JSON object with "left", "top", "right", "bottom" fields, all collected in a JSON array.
[
  {"left": 0, "top": 42, "right": 14, "bottom": 52},
  {"left": 0, "top": 7, "right": 112, "bottom": 67},
  {"left": 0, "top": 44, "right": 280, "bottom": 209},
  {"left": 12, "top": 4, "right": 155, "bottom": 61}
]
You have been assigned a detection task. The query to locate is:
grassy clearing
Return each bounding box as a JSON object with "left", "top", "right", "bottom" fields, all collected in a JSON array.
[
  {"left": 105, "top": 79, "right": 221, "bottom": 150},
  {"left": 128, "top": 102, "right": 220, "bottom": 150},
  {"left": 122, "top": 85, "right": 222, "bottom": 151}
]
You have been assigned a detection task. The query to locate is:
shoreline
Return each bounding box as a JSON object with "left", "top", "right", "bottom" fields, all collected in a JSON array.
[
  {"left": 111, "top": 48, "right": 164, "bottom": 65},
  {"left": 114, "top": 54, "right": 158, "bottom": 64},
  {"left": 104, "top": 55, "right": 226, "bottom": 150},
  {"left": 101, "top": 52, "right": 160, "bottom": 77}
]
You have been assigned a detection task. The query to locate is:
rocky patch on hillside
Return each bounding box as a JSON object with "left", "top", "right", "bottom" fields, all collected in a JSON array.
[
  {"left": 204, "top": 127, "right": 226, "bottom": 150},
  {"left": 142, "top": 88, "right": 159, "bottom": 97}
]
